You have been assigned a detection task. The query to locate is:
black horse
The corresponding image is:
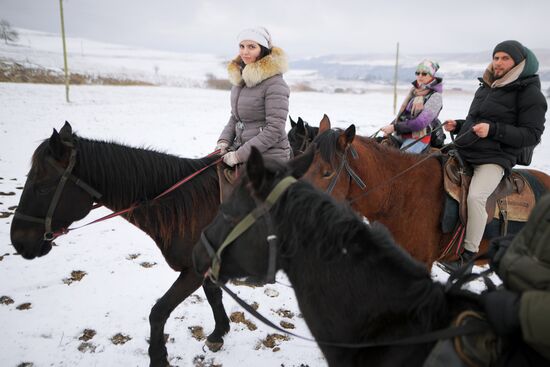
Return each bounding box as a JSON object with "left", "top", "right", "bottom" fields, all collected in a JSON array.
[
  {"left": 192, "top": 147, "right": 490, "bottom": 367},
  {"left": 10, "top": 122, "right": 229, "bottom": 367},
  {"left": 288, "top": 116, "right": 319, "bottom": 156}
]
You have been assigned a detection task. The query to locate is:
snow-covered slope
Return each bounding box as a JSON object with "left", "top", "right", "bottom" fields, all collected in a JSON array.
[{"left": 0, "top": 28, "right": 228, "bottom": 87}]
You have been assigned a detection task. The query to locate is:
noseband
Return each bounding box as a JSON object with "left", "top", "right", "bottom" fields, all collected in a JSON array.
[
  {"left": 326, "top": 144, "right": 366, "bottom": 194},
  {"left": 14, "top": 139, "right": 102, "bottom": 241},
  {"left": 200, "top": 176, "right": 297, "bottom": 283}
]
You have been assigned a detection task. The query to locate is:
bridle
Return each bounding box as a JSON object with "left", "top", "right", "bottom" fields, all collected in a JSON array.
[
  {"left": 293, "top": 125, "right": 314, "bottom": 155},
  {"left": 326, "top": 144, "right": 366, "bottom": 194},
  {"left": 199, "top": 176, "right": 297, "bottom": 283},
  {"left": 13, "top": 139, "right": 102, "bottom": 241}
]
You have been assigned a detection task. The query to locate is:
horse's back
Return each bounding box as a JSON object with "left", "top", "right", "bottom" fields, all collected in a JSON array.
[{"left": 516, "top": 168, "right": 550, "bottom": 199}]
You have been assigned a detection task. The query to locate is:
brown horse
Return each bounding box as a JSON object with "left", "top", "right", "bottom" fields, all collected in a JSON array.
[
  {"left": 301, "top": 115, "right": 550, "bottom": 266},
  {"left": 10, "top": 122, "right": 229, "bottom": 367}
]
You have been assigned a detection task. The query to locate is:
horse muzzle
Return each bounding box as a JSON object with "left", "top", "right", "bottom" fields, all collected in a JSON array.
[{"left": 10, "top": 227, "right": 53, "bottom": 259}]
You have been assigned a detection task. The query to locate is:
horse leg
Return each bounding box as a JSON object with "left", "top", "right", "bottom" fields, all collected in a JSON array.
[
  {"left": 148, "top": 269, "right": 203, "bottom": 367},
  {"left": 202, "top": 278, "right": 231, "bottom": 351}
]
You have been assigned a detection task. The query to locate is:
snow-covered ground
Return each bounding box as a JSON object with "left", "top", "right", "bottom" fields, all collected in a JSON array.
[
  {"left": 1, "top": 82, "right": 548, "bottom": 367},
  {"left": 1, "top": 30, "right": 549, "bottom": 367}
]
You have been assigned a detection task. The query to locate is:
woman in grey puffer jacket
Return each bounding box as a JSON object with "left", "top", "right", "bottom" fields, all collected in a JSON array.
[{"left": 216, "top": 27, "right": 291, "bottom": 167}]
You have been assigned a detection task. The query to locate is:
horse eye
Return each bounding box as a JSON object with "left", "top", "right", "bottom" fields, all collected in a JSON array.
[
  {"left": 36, "top": 185, "right": 55, "bottom": 195},
  {"left": 221, "top": 211, "right": 238, "bottom": 224},
  {"left": 322, "top": 171, "right": 333, "bottom": 178}
]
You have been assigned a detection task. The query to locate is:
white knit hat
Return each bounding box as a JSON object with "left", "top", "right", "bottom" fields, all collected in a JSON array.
[{"left": 237, "top": 27, "right": 272, "bottom": 49}]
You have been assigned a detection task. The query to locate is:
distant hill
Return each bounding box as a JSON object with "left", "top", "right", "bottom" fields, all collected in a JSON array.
[
  {"left": 1, "top": 28, "right": 548, "bottom": 94},
  {"left": 291, "top": 50, "right": 550, "bottom": 84}
]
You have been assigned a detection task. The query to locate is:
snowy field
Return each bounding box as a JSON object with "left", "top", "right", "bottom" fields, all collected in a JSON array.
[{"left": 1, "top": 81, "right": 548, "bottom": 367}]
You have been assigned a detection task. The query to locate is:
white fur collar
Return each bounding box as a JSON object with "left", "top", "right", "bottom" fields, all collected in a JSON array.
[{"left": 227, "top": 47, "right": 288, "bottom": 87}]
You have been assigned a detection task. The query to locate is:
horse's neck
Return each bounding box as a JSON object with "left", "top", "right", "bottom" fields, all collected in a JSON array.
[
  {"left": 75, "top": 140, "right": 198, "bottom": 209},
  {"left": 349, "top": 139, "right": 441, "bottom": 214},
  {"left": 353, "top": 139, "right": 421, "bottom": 182},
  {"left": 276, "top": 189, "right": 449, "bottom": 343},
  {"left": 284, "top": 255, "right": 450, "bottom": 353}
]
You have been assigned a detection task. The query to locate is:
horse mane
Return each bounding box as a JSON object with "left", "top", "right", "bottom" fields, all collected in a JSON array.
[
  {"left": 33, "top": 134, "right": 219, "bottom": 247},
  {"left": 276, "top": 179, "right": 451, "bottom": 331}
]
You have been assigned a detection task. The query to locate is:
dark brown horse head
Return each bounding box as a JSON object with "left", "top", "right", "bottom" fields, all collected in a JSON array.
[
  {"left": 192, "top": 147, "right": 314, "bottom": 281},
  {"left": 301, "top": 115, "right": 357, "bottom": 201},
  {"left": 288, "top": 115, "right": 319, "bottom": 157},
  {"left": 10, "top": 122, "right": 98, "bottom": 259}
]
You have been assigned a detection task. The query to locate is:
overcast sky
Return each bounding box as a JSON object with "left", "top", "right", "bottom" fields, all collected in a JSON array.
[{"left": 1, "top": 0, "right": 548, "bottom": 58}]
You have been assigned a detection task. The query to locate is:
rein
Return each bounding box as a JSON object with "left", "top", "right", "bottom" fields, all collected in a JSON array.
[
  {"left": 346, "top": 131, "right": 477, "bottom": 205},
  {"left": 15, "top": 146, "right": 221, "bottom": 241},
  {"left": 197, "top": 166, "right": 492, "bottom": 350},
  {"left": 62, "top": 154, "right": 223, "bottom": 237},
  {"left": 215, "top": 274, "right": 489, "bottom": 349}
]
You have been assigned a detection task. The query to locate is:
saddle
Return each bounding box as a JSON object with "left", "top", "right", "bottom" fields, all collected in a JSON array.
[{"left": 443, "top": 156, "right": 536, "bottom": 230}]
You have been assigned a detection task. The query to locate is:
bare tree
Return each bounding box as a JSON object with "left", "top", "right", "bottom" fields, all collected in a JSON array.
[{"left": 0, "top": 20, "right": 19, "bottom": 45}]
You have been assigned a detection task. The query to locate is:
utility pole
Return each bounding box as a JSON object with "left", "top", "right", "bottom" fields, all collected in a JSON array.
[
  {"left": 392, "top": 42, "right": 399, "bottom": 115},
  {"left": 59, "top": 0, "right": 70, "bottom": 102}
]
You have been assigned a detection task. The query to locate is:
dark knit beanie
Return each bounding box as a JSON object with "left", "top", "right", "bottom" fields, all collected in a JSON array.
[{"left": 493, "top": 40, "right": 527, "bottom": 65}]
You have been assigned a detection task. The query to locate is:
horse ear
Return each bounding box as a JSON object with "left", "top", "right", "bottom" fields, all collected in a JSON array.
[
  {"left": 319, "top": 114, "right": 331, "bottom": 133},
  {"left": 246, "top": 147, "right": 266, "bottom": 192},
  {"left": 49, "top": 128, "right": 66, "bottom": 159},
  {"left": 337, "top": 124, "right": 356, "bottom": 150},
  {"left": 59, "top": 121, "right": 73, "bottom": 144},
  {"left": 289, "top": 116, "right": 296, "bottom": 128},
  {"left": 296, "top": 117, "right": 305, "bottom": 133},
  {"left": 289, "top": 147, "right": 314, "bottom": 179}
]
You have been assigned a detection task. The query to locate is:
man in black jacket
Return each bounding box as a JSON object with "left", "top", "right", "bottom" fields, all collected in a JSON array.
[{"left": 442, "top": 40, "right": 547, "bottom": 272}]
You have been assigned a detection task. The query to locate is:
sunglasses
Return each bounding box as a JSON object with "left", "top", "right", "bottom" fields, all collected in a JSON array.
[{"left": 415, "top": 71, "right": 429, "bottom": 76}]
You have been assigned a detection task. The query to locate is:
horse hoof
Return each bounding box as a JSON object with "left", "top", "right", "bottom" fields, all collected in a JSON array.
[{"left": 204, "top": 339, "right": 224, "bottom": 352}]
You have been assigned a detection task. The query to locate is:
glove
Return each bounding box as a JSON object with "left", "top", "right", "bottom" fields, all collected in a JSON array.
[
  {"left": 222, "top": 151, "right": 240, "bottom": 167},
  {"left": 481, "top": 289, "right": 521, "bottom": 336},
  {"left": 487, "top": 234, "right": 514, "bottom": 272},
  {"left": 215, "top": 141, "right": 229, "bottom": 155}
]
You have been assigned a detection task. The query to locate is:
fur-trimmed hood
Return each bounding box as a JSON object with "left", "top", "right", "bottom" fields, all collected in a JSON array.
[{"left": 227, "top": 47, "right": 288, "bottom": 87}]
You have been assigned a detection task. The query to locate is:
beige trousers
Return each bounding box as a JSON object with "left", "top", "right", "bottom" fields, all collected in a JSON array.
[{"left": 463, "top": 164, "right": 505, "bottom": 253}]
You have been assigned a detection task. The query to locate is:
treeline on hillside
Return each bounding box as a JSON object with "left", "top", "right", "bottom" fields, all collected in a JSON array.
[{"left": 0, "top": 61, "right": 153, "bottom": 86}]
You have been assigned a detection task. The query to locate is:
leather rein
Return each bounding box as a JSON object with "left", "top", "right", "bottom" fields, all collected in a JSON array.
[
  {"left": 197, "top": 173, "right": 490, "bottom": 350},
  {"left": 14, "top": 142, "right": 221, "bottom": 241}
]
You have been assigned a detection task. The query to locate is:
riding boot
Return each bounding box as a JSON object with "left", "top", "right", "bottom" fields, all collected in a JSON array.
[{"left": 440, "top": 250, "right": 476, "bottom": 274}]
